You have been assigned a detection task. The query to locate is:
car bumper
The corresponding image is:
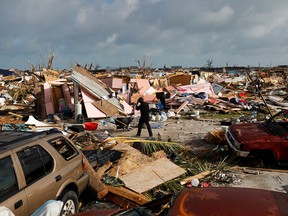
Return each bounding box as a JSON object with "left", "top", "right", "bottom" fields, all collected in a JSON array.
[{"left": 225, "top": 131, "right": 249, "bottom": 157}]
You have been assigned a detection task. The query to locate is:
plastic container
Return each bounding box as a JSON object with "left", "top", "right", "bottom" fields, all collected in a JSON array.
[{"left": 84, "top": 122, "right": 98, "bottom": 130}]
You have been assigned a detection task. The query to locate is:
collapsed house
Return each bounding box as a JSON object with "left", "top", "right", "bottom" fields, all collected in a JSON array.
[{"left": 0, "top": 63, "right": 287, "bottom": 213}]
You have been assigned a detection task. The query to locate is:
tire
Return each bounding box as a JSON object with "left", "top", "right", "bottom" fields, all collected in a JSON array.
[
  {"left": 60, "top": 190, "right": 79, "bottom": 216},
  {"left": 248, "top": 151, "right": 275, "bottom": 168}
]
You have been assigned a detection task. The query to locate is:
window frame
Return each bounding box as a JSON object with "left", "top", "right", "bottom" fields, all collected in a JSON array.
[
  {"left": 0, "top": 155, "right": 19, "bottom": 202},
  {"left": 48, "top": 136, "right": 79, "bottom": 161},
  {"left": 17, "top": 145, "right": 54, "bottom": 186}
]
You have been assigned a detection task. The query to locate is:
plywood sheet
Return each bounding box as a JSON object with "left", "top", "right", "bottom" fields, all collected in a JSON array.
[
  {"left": 92, "top": 100, "right": 119, "bottom": 116},
  {"left": 110, "top": 143, "right": 153, "bottom": 176},
  {"left": 120, "top": 157, "right": 186, "bottom": 193}
]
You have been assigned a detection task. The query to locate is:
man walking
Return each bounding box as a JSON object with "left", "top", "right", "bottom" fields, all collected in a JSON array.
[{"left": 135, "top": 97, "right": 153, "bottom": 138}]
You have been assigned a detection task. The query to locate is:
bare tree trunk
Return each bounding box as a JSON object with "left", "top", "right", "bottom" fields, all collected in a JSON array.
[{"left": 47, "top": 52, "right": 55, "bottom": 69}]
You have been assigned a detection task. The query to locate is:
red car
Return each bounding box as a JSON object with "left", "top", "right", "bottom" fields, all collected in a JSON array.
[
  {"left": 167, "top": 187, "right": 288, "bottom": 216},
  {"left": 226, "top": 110, "right": 288, "bottom": 165}
]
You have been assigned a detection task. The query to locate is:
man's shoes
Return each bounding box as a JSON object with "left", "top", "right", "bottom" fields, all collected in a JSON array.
[
  {"left": 133, "top": 134, "right": 140, "bottom": 137},
  {"left": 147, "top": 136, "right": 155, "bottom": 140}
]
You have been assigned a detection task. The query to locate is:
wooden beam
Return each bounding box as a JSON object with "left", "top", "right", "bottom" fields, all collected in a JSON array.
[
  {"left": 106, "top": 185, "right": 150, "bottom": 205},
  {"left": 180, "top": 170, "right": 212, "bottom": 185}
]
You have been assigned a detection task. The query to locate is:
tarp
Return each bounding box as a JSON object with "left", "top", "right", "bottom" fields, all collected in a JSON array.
[{"left": 0, "top": 69, "right": 20, "bottom": 77}]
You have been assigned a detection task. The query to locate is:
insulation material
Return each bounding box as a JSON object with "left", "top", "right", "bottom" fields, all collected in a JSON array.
[
  {"left": 180, "top": 83, "right": 215, "bottom": 95},
  {"left": 121, "top": 100, "right": 133, "bottom": 114},
  {"left": 81, "top": 88, "right": 106, "bottom": 118},
  {"left": 130, "top": 79, "right": 151, "bottom": 95},
  {"left": 43, "top": 83, "right": 55, "bottom": 115},
  {"left": 101, "top": 77, "right": 124, "bottom": 90}
]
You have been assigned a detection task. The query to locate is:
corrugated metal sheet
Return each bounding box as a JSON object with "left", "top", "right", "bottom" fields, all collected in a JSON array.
[{"left": 71, "top": 65, "right": 124, "bottom": 112}]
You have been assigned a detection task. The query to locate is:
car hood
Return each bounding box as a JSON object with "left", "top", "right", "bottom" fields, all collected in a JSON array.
[
  {"left": 168, "top": 187, "right": 288, "bottom": 216},
  {"left": 228, "top": 122, "right": 281, "bottom": 144}
]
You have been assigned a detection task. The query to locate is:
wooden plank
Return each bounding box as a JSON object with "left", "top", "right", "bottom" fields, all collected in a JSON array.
[
  {"left": 106, "top": 185, "right": 150, "bottom": 205},
  {"left": 122, "top": 139, "right": 180, "bottom": 145},
  {"left": 53, "top": 85, "right": 63, "bottom": 112},
  {"left": 180, "top": 170, "right": 212, "bottom": 185},
  {"left": 8, "top": 112, "right": 23, "bottom": 118},
  {"left": 119, "top": 157, "right": 186, "bottom": 194},
  {"left": 175, "top": 100, "right": 188, "bottom": 114}
]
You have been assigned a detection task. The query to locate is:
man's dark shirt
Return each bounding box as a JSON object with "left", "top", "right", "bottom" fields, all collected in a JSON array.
[{"left": 136, "top": 102, "right": 150, "bottom": 120}]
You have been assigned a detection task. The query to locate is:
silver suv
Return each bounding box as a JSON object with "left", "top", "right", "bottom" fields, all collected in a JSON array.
[{"left": 0, "top": 130, "right": 89, "bottom": 216}]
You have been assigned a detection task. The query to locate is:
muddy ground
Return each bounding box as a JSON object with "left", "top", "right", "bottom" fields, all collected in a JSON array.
[{"left": 95, "top": 116, "right": 288, "bottom": 194}]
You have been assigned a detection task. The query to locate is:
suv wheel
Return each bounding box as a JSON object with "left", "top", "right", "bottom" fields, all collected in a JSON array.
[{"left": 60, "top": 190, "right": 79, "bottom": 216}]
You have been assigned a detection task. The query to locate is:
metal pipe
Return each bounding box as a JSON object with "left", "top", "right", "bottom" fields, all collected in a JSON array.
[{"left": 245, "top": 69, "right": 273, "bottom": 118}]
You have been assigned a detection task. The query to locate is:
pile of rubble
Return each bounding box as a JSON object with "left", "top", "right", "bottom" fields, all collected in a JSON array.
[{"left": 0, "top": 64, "right": 287, "bottom": 213}]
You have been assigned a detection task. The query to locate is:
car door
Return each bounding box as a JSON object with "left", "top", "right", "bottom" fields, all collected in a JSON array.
[
  {"left": 16, "top": 145, "right": 60, "bottom": 215},
  {"left": 280, "top": 131, "right": 288, "bottom": 160},
  {"left": 0, "top": 154, "right": 28, "bottom": 216}
]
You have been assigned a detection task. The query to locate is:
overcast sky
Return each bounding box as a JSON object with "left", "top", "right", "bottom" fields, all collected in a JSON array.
[{"left": 1, "top": 0, "right": 288, "bottom": 70}]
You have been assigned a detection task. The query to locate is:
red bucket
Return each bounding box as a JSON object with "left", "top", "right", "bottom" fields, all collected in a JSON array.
[{"left": 84, "top": 122, "right": 98, "bottom": 130}]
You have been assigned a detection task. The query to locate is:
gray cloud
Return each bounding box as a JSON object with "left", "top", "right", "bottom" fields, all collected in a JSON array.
[{"left": 1, "top": 0, "right": 288, "bottom": 69}]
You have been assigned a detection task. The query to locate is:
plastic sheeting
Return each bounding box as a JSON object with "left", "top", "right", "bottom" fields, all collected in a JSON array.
[{"left": 31, "top": 200, "right": 63, "bottom": 216}]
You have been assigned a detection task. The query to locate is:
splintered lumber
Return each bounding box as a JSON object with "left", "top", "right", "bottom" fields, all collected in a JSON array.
[
  {"left": 122, "top": 139, "right": 180, "bottom": 145},
  {"left": 8, "top": 112, "right": 23, "bottom": 119},
  {"left": 204, "top": 130, "right": 226, "bottom": 143},
  {"left": 83, "top": 154, "right": 112, "bottom": 199},
  {"left": 106, "top": 185, "right": 150, "bottom": 206},
  {"left": 180, "top": 170, "right": 212, "bottom": 185},
  {"left": 175, "top": 100, "right": 189, "bottom": 114},
  {"left": 101, "top": 136, "right": 180, "bottom": 146},
  {"left": 152, "top": 150, "right": 167, "bottom": 160},
  {"left": 100, "top": 136, "right": 139, "bottom": 147}
]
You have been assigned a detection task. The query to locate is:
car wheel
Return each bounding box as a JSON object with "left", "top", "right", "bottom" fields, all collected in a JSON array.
[
  {"left": 60, "top": 190, "right": 79, "bottom": 216},
  {"left": 250, "top": 156, "right": 265, "bottom": 168}
]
